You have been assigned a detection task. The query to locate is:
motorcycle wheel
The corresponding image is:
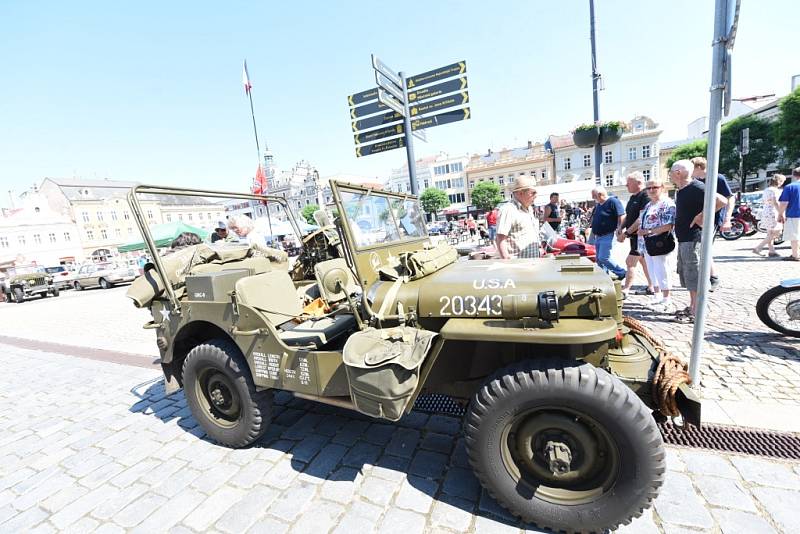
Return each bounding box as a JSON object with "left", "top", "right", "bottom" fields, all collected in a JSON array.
[
  {"left": 719, "top": 220, "right": 745, "bottom": 240},
  {"left": 756, "top": 285, "right": 800, "bottom": 338}
]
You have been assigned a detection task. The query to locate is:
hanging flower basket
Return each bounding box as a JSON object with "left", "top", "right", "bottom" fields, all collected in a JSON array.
[
  {"left": 599, "top": 122, "right": 624, "bottom": 145},
  {"left": 573, "top": 125, "right": 600, "bottom": 148}
]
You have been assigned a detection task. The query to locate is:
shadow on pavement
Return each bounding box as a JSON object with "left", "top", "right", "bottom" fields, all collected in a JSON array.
[
  {"left": 128, "top": 381, "right": 529, "bottom": 531},
  {"left": 704, "top": 330, "right": 800, "bottom": 362}
]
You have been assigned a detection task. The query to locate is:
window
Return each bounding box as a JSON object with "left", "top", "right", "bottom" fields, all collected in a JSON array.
[
  {"left": 605, "top": 173, "right": 614, "bottom": 187},
  {"left": 48, "top": 233, "right": 56, "bottom": 243},
  {"left": 207, "top": 212, "right": 212, "bottom": 220},
  {"left": 111, "top": 211, "right": 118, "bottom": 221},
  {"left": 64, "top": 232, "right": 71, "bottom": 242},
  {"left": 100, "top": 229, "right": 108, "bottom": 239},
  {"left": 423, "top": 179, "right": 429, "bottom": 189},
  {"left": 643, "top": 169, "right": 651, "bottom": 180},
  {"left": 115, "top": 228, "right": 121, "bottom": 238},
  {"left": 564, "top": 157, "right": 571, "bottom": 170},
  {"left": 642, "top": 145, "right": 651, "bottom": 158},
  {"left": 628, "top": 147, "right": 637, "bottom": 160},
  {"left": 146, "top": 210, "right": 153, "bottom": 220},
  {"left": 595, "top": 176, "right": 602, "bottom": 185},
  {"left": 96, "top": 211, "right": 104, "bottom": 221},
  {"left": 18, "top": 235, "right": 26, "bottom": 246},
  {"left": 165, "top": 214, "right": 172, "bottom": 222},
  {"left": 0, "top": 237, "right": 8, "bottom": 248},
  {"left": 540, "top": 169, "right": 547, "bottom": 180},
  {"left": 469, "top": 181, "right": 475, "bottom": 189},
  {"left": 187, "top": 213, "right": 192, "bottom": 221},
  {"left": 124, "top": 211, "right": 130, "bottom": 220},
  {"left": 498, "top": 176, "right": 505, "bottom": 185},
  {"left": 33, "top": 234, "right": 42, "bottom": 245},
  {"left": 583, "top": 154, "right": 591, "bottom": 167},
  {"left": 604, "top": 151, "right": 613, "bottom": 164},
  {"left": 451, "top": 177, "right": 464, "bottom": 189},
  {"left": 448, "top": 193, "right": 465, "bottom": 203},
  {"left": 178, "top": 214, "right": 183, "bottom": 220},
  {"left": 82, "top": 211, "right": 89, "bottom": 223},
  {"left": 86, "top": 230, "right": 94, "bottom": 240}
]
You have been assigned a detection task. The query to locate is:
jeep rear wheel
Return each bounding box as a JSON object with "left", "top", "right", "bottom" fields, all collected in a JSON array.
[
  {"left": 13, "top": 288, "right": 25, "bottom": 303},
  {"left": 182, "top": 339, "right": 273, "bottom": 448},
  {"left": 464, "top": 361, "right": 664, "bottom": 533}
]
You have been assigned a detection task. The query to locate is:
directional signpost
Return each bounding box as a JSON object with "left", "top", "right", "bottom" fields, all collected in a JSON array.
[{"left": 346, "top": 56, "right": 472, "bottom": 194}]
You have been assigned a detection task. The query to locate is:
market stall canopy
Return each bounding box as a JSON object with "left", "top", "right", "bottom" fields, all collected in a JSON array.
[{"left": 117, "top": 221, "right": 209, "bottom": 252}]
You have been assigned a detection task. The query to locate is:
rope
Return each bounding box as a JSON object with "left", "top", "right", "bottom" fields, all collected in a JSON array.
[{"left": 623, "top": 316, "right": 691, "bottom": 418}]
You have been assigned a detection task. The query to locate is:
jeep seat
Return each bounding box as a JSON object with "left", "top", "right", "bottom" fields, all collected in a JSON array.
[
  {"left": 234, "top": 271, "right": 303, "bottom": 326},
  {"left": 278, "top": 314, "right": 357, "bottom": 349}
]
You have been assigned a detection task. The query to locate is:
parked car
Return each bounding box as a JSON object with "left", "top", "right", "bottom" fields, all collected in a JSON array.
[
  {"left": 2, "top": 265, "right": 59, "bottom": 303},
  {"left": 44, "top": 266, "right": 75, "bottom": 290},
  {"left": 73, "top": 262, "right": 138, "bottom": 290}
]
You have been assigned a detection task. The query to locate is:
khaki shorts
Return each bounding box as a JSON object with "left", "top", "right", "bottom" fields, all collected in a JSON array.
[
  {"left": 785, "top": 217, "right": 800, "bottom": 242},
  {"left": 677, "top": 241, "right": 701, "bottom": 292}
]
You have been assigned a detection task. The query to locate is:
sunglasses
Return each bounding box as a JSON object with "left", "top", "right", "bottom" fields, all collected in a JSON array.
[{"left": 646, "top": 186, "right": 661, "bottom": 190}]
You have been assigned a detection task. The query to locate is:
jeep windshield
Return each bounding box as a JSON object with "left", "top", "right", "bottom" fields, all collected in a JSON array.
[{"left": 339, "top": 190, "right": 427, "bottom": 250}]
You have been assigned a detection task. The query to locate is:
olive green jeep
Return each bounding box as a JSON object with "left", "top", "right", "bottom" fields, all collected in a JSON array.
[
  {"left": 3, "top": 265, "right": 59, "bottom": 303},
  {"left": 126, "top": 183, "right": 700, "bottom": 534}
]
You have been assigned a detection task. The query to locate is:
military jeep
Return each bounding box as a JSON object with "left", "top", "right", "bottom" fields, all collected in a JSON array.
[
  {"left": 3, "top": 265, "right": 59, "bottom": 303},
  {"left": 126, "top": 183, "right": 700, "bottom": 534}
]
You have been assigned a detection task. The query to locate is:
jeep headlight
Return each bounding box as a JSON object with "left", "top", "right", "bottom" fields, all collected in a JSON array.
[{"left": 25, "top": 280, "right": 33, "bottom": 286}]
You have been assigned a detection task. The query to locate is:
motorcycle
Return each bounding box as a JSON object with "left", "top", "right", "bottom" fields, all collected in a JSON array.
[
  {"left": 717, "top": 205, "right": 754, "bottom": 240},
  {"left": 756, "top": 278, "right": 800, "bottom": 338}
]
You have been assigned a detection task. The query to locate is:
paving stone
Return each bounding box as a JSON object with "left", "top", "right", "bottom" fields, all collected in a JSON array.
[
  {"left": 426, "top": 414, "right": 462, "bottom": 435},
  {"left": 751, "top": 486, "right": 800, "bottom": 534},
  {"left": 430, "top": 494, "right": 475, "bottom": 531},
  {"left": 190, "top": 463, "right": 241, "bottom": 494},
  {"left": 11, "top": 472, "right": 74, "bottom": 512},
  {"left": 398, "top": 411, "right": 430, "bottom": 429},
  {"left": 409, "top": 449, "right": 448, "bottom": 479},
  {"left": 289, "top": 499, "right": 345, "bottom": 534},
  {"left": 341, "top": 441, "right": 382, "bottom": 468},
  {"left": 442, "top": 466, "right": 481, "bottom": 501},
  {"left": 227, "top": 459, "right": 273, "bottom": 489},
  {"left": 212, "top": 486, "right": 278, "bottom": 533},
  {"left": 730, "top": 456, "right": 800, "bottom": 489},
  {"left": 449, "top": 438, "right": 470, "bottom": 468},
  {"left": 151, "top": 467, "right": 202, "bottom": 498},
  {"left": 711, "top": 508, "right": 778, "bottom": 534},
  {"left": 358, "top": 475, "right": 401, "bottom": 507},
  {"left": 363, "top": 424, "right": 396, "bottom": 446},
  {"left": 664, "top": 447, "right": 686, "bottom": 472},
  {"left": 385, "top": 428, "right": 420, "bottom": 459},
  {"left": 282, "top": 413, "right": 324, "bottom": 440},
  {"left": 40, "top": 485, "right": 88, "bottom": 514},
  {"left": 653, "top": 472, "right": 714, "bottom": 529},
  {"left": 320, "top": 467, "right": 362, "bottom": 504},
  {"left": 129, "top": 489, "right": 205, "bottom": 534},
  {"left": 377, "top": 508, "right": 426, "bottom": 534},
  {"left": 262, "top": 457, "right": 300, "bottom": 491},
  {"left": 369, "top": 454, "right": 410, "bottom": 482},
  {"left": 92, "top": 523, "right": 126, "bottom": 534},
  {"left": 394, "top": 475, "right": 437, "bottom": 514},
  {"left": 91, "top": 483, "right": 149, "bottom": 521},
  {"left": 182, "top": 486, "right": 246, "bottom": 532},
  {"left": 0, "top": 506, "right": 48, "bottom": 531},
  {"left": 473, "top": 515, "right": 523, "bottom": 534},
  {"left": 303, "top": 443, "right": 348, "bottom": 480},
  {"left": 681, "top": 449, "right": 739, "bottom": 479},
  {"left": 289, "top": 434, "right": 329, "bottom": 463},
  {"left": 108, "top": 459, "right": 160, "bottom": 488},
  {"left": 113, "top": 492, "right": 168, "bottom": 528},
  {"left": 268, "top": 482, "right": 317, "bottom": 523},
  {"left": 694, "top": 475, "right": 757, "bottom": 512},
  {"left": 49, "top": 486, "right": 114, "bottom": 529},
  {"left": 331, "top": 420, "right": 370, "bottom": 446},
  {"left": 246, "top": 517, "right": 289, "bottom": 534},
  {"left": 420, "top": 432, "right": 455, "bottom": 454}
]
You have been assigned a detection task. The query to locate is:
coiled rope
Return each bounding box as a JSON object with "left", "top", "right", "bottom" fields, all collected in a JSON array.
[{"left": 623, "top": 316, "right": 692, "bottom": 417}]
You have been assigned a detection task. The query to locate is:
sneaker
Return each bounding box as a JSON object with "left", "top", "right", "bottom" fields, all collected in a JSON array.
[
  {"left": 634, "top": 287, "right": 655, "bottom": 296},
  {"left": 648, "top": 294, "right": 664, "bottom": 306},
  {"left": 657, "top": 299, "right": 676, "bottom": 314}
]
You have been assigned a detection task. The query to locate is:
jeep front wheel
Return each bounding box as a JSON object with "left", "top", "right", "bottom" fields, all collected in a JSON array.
[
  {"left": 464, "top": 361, "right": 665, "bottom": 534},
  {"left": 182, "top": 339, "right": 273, "bottom": 448}
]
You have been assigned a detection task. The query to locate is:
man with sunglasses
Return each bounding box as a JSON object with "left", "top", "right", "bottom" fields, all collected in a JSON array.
[
  {"left": 496, "top": 175, "right": 541, "bottom": 259},
  {"left": 210, "top": 220, "right": 229, "bottom": 243}
]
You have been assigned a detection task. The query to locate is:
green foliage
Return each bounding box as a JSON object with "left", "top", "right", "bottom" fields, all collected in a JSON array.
[
  {"left": 601, "top": 120, "right": 624, "bottom": 130},
  {"left": 775, "top": 87, "right": 800, "bottom": 165},
  {"left": 300, "top": 203, "right": 319, "bottom": 225},
  {"left": 419, "top": 188, "right": 450, "bottom": 216},
  {"left": 719, "top": 115, "right": 779, "bottom": 180},
  {"left": 574, "top": 123, "right": 598, "bottom": 132},
  {"left": 470, "top": 181, "right": 503, "bottom": 212},
  {"left": 666, "top": 139, "right": 708, "bottom": 170}
]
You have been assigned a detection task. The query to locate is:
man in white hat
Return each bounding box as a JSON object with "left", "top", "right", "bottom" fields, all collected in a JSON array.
[{"left": 496, "top": 175, "right": 541, "bottom": 259}]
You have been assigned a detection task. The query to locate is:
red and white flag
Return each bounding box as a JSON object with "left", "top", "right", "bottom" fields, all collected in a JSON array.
[
  {"left": 242, "top": 61, "right": 252, "bottom": 95},
  {"left": 251, "top": 164, "right": 267, "bottom": 195}
]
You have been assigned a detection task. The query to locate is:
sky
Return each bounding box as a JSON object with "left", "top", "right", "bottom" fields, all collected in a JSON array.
[{"left": 1, "top": 0, "right": 797, "bottom": 208}]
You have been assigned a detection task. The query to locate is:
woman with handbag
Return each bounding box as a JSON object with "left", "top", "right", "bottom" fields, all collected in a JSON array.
[{"left": 627, "top": 178, "right": 676, "bottom": 312}]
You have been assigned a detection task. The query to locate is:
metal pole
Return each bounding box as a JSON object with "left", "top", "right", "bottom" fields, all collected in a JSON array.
[
  {"left": 589, "top": 0, "right": 602, "bottom": 180},
  {"left": 689, "top": 0, "right": 727, "bottom": 387},
  {"left": 739, "top": 152, "right": 745, "bottom": 195},
  {"left": 400, "top": 71, "right": 418, "bottom": 195}
]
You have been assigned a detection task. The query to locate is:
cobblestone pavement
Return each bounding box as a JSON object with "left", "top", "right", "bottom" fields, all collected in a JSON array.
[{"left": 1, "top": 344, "right": 799, "bottom": 534}]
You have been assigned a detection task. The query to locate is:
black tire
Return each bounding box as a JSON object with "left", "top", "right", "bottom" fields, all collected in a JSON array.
[
  {"left": 182, "top": 338, "right": 273, "bottom": 447},
  {"left": 465, "top": 360, "right": 665, "bottom": 534},
  {"left": 13, "top": 288, "right": 25, "bottom": 304},
  {"left": 719, "top": 220, "right": 744, "bottom": 240},
  {"left": 99, "top": 278, "right": 112, "bottom": 289},
  {"left": 74, "top": 281, "right": 83, "bottom": 291},
  {"left": 756, "top": 285, "right": 800, "bottom": 338},
  {"left": 52, "top": 287, "right": 60, "bottom": 297}
]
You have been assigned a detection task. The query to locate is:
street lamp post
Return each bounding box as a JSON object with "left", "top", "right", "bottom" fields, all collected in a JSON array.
[{"left": 589, "top": 0, "right": 602, "bottom": 180}]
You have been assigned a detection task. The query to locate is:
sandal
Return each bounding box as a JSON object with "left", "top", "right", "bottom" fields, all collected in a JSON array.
[
  {"left": 674, "top": 308, "right": 694, "bottom": 323},
  {"left": 768, "top": 252, "right": 780, "bottom": 257},
  {"left": 783, "top": 256, "right": 800, "bottom": 262},
  {"left": 751, "top": 249, "right": 763, "bottom": 256}
]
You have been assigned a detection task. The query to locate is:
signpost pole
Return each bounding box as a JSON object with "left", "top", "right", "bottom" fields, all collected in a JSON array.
[
  {"left": 689, "top": 0, "right": 729, "bottom": 388},
  {"left": 589, "top": 0, "right": 602, "bottom": 180},
  {"left": 400, "top": 71, "right": 418, "bottom": 195}
]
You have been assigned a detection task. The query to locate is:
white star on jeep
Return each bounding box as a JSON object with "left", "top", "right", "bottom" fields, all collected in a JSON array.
[{"left": 159, "top": 307, "right": 171, "bottom": 322}]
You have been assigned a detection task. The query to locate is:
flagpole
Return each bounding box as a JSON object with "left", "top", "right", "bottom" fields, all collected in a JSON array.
[{"left": 243, "top": 60, "right": 274, "bottom": 241}]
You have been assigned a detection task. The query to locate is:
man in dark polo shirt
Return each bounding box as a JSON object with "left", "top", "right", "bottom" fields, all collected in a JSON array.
[
  {"left": 590, "top": 186, "right": 627, "bottom": 279},
  {"left": 691, "top": 157, "right": 734, "bottom": 291},
  {"left": 670, "top": 160, "right": 728, "bottom": 322},
  {"left": 618, "top": 171, "right": 654, "bottom": 297}
]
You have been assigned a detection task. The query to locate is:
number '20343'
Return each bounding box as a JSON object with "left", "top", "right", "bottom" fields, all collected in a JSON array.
[{"left": 439, "top": 295, "right": 503, "bottom": 316}]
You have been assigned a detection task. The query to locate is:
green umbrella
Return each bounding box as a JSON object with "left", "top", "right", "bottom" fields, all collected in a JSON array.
[{"left": 117, "top": 221, "right": 209, "bottom": 252}]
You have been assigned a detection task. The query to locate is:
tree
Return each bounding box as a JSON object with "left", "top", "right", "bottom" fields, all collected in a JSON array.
[
  {"left": 666, "top": 139, "right": 707, "bottom": 169},
  {"left": 419, "top": 188, "right": 450, "bottom": 219},
  {"left": 775, "top": 87, "right": 800, "bottom": 166},
  {"left": 470, "top": 182, "right": 503, "bottom": 212},
  {"left": 300, "top": 203, "right": 319, "bottom": 225},
  {"left": 719, "top": 115, "right": 779, "bottom": 189}
]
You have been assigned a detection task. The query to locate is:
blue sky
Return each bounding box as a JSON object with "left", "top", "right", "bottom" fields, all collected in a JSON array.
[{"left": 1, "top": 0, "right": 797, "bottom": 208}]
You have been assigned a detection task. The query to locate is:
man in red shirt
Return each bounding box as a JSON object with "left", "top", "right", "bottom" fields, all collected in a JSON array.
[{"left": 486, "top": 208, "right": 499, "bottom": 241}]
